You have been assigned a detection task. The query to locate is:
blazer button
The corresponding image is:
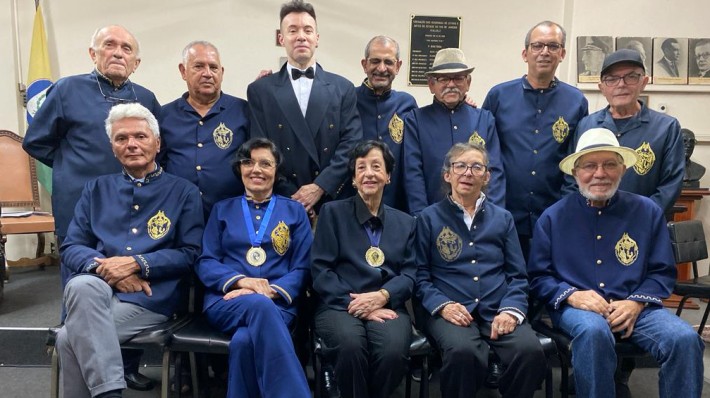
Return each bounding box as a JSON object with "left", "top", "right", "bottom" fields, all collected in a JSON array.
[
  {"left": 292, "top": 173, "right": 297, "bottom": 178},
  {"left": 329, "top": 124, "right": 334, "bottom": 129},
  {"left": 315, "top": 171, "right": 319, "bottom": 176},
  {"left": 278, "top": 124, "right": 283, "bottom": 129},
  {"left": 323, "top": 147, "right": 328, "bottom": 152}
]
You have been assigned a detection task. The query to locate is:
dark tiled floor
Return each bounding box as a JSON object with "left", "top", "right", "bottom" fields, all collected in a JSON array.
[{"left": 1, "top": 267, "right": 709, "bottom": 397}]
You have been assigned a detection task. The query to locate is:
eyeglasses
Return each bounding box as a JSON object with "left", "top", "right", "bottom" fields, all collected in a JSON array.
[
  {"left": 528, "top": 42, "right": 564, "bottom": 53},
  {"left": 240, "top": 158, "right": 276, "bottom": 170},
  {"left": 575, "top": 160, "right": 622, "bottom": 174},
  {"left": 433, "top": 75, "right": 468, "bottom": 85},
  {"left": 696, "top": 52, "right": 710, "bottom": 60},
  {"left": 450, "top": 162, "right": 487, "bottom": 176},
  {"left": 601, "top": 72, "right": 643, "bottom": 87},
  {"left": 96, "top": 76, "right": 138, "bottom": 104}
]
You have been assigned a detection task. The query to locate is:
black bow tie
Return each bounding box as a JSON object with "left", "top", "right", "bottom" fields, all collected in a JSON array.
[{"left": 291, "top": 67, "right": 314, "bottom": 80}]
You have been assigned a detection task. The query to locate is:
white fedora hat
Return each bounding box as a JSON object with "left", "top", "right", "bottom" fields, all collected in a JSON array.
[
  {"left": 425, "top": 48, "right": 475, "bottom": 76},
  {"left": 559, "top": 128, "right": 637, "bottom": 175}
]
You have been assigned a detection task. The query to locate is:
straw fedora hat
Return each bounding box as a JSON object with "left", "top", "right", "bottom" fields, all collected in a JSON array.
[
  {"left": 425, "top": 48, "right": 475, "bottom": 76},
  {"left": 559, "top": 128, "right": 637, "bottom": 175}
]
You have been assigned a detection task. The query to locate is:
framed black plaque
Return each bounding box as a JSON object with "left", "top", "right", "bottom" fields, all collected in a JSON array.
[{"left": 408, "top": 15, "right": 462, "bottom": 86}]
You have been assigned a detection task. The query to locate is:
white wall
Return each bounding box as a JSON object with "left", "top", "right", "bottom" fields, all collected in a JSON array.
[{"left": 4, "top": 0, "right": 709, "bottom": 271}]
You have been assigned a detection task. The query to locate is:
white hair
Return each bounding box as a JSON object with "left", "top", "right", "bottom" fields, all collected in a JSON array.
[
  {"left": 181, "top": 40, "right": 220, "bottom": 65},
  {"left": 105, "top": 103, "right": 160, "bottom": 140},
  {"left": 89, "top": 25, "right": 141, "bottom": 56}
]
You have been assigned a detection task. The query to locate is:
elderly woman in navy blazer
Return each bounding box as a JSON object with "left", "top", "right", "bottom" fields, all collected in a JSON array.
[
  {"left": 195, "top": 138, "right": 312, "bottom": 398},
  {"left": 311, "top": 140, "right": 416, "bottom": 398},
  {"left": 415, "top": 142, "right": 546, "bottom": 398}
]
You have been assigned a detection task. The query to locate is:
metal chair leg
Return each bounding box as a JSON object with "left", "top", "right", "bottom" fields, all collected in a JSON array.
[{"left": 50, "top": 347, "right": 60, "bottom": 398}]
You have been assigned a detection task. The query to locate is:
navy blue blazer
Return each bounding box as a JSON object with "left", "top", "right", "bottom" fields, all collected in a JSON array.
[{"left": 247, "top": 63, "right": 362, "bottom": 207}]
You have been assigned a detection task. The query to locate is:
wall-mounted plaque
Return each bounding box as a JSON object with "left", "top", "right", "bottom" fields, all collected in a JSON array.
[
  {"left": 653, "top": 37, "right": 688, "bottom": 85},
  {"left": 577, "top": 36, "right": 613, "bottom": 83},
  {"left": 688, "top": 38, "right": 710, "bottom": 85},
  {"left": 616, "top": 37, "right": 653, "bottom": 83},
  {"left": 408, "top": 15, "right": 461, "bottom": 86}
]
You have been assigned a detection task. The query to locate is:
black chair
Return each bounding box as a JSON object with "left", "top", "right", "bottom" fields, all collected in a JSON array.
[
  {"left": 668, "top": 220, "right": 710, "bottom": 333},
  {"left": 311, "top": 325, "right": 433, "bottom": 398},
  {"left": 47, "top": 314, "right": 191, "bottom": 398},
  {"left": 168, "top": 283, "right": 311, "bottom": 398}
]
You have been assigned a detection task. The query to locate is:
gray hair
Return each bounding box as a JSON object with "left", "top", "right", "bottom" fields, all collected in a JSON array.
[
  {"left": 524, "top": 21, "right": 566, "bottom": 48},
  {"left": 181, "top": 40, "right": 220, "bottom": 65},
  {"left": 105, "top": 103, "right": 160, "bottom": 140},
  {"left": 90, "top": 25, "right": 141, "bottom": 56},
  {"left": 364, "top": 36, "right": 400, "bottom": 59},
  {"left": 440, "top": 142, "right": 489, "bottom": 192}
]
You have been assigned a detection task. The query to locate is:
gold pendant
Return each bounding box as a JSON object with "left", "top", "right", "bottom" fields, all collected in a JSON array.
[
  {"left": 365, "top": 246, "right": 385, "bottom": 267},
  {"left": 246, "top": 247, "right": 267, "bottom": 267}
]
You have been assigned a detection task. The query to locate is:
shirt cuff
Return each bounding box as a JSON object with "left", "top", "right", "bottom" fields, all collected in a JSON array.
[{"left": 501, "top": 309, "right": 524, "bottom": 324}]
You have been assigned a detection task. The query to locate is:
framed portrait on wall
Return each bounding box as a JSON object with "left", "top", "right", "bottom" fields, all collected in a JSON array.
[
  {"left": 653, "top": 37, "right": 688, "bottom": 85},
  {"left": 616, "top": 37, "right": 653, "bottom": 83},
  {"left": 688, "top": 38, "right": 710, "bottom": 85},
  {"left": 577, "top": 36, "right": 613, "bottom": 83}
]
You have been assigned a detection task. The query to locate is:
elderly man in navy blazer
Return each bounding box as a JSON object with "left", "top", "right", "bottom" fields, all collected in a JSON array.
[{"left": 247, "top": 0, "right": 362, "bottom": 217}]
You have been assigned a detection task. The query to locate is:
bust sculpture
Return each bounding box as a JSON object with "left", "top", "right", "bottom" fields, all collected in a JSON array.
[{"left": 682, "top": 128, "right": 706, "bottom": 188}]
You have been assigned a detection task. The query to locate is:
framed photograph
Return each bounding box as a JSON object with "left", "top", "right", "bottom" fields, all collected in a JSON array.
[
  {"left": 616, "top": 37, "right": 653, "bottom": 82},
  {"left": 653, "top": 37, "right": 688, "bottom": 85},
  {"left": 639, "top": 95, "right": 649, "bottom": 107},
  {"left": 577, "top": 36, "right": 613, "bottom": 83},
  {"left": 688, "top": 38, "right": 710, "bottom": 85}
]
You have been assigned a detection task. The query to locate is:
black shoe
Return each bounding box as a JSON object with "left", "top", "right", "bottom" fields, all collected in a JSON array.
[{"left": 124, "top": 371, "right": 155, "bottom": 391}]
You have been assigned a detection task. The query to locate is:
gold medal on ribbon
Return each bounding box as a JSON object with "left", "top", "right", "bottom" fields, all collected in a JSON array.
[
  {"left": 365, "top": 246, "right": 385, "bottom": 267},
  {"left": 246, "top": 247, "right": 267, "bottom": 267}
]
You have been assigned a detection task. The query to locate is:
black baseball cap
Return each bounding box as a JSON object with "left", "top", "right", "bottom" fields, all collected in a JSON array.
[{"left": 601, "top": 49, "right": 645, "bottom": 76}]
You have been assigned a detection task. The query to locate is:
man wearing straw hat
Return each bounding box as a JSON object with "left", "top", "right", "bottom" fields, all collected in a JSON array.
[
  {"left": 528, "top": 128, "right": 703, "bottom": 398},
  {"left": 403, "top": 48, "right": 504, "bottom": 215}
]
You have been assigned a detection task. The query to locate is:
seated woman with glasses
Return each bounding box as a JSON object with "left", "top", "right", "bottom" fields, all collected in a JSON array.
[
  {"left": 311, "top": 140, "right": 416, "bottom": 398},
  {"left": 194, "top": 137, "right": 312, "bottom": 397},
  {"left": 414, "top": 142, "right": 546, "bottom": 398}
]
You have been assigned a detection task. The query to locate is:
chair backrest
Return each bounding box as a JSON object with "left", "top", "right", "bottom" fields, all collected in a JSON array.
[
  {"left": 0, "top": 130, "right": 41, "bottom": 209},
  {"left": 667, "top": 220, "right": 709, "bottom": 281}
]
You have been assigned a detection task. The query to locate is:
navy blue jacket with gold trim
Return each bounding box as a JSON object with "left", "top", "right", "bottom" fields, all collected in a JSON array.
[
  {"left": 311, "top": 194, "right": 416, "bottom": 311},
  {"left": 355, "top": 81, "right": 417, "bottom": 211},
  {"left": 482, "top": 76, "right": 588, "bottom": 237},
  {"left": 565, "top": 102, "right": 684, "bottom": 214},
  {"left": 61, "top": 168, "right": 204, "bottom": 317},
  {"left": 528, "top": 191, "right": 676, "bottom": 310},
  {"left": 415, "top": 197, "right": 528, "bottom": 322},
  {"left": 22, "top": 71, "right": 161, "bottom": 237},
  {"left": 196, "top": 195, "right": 312, "bottom": 319},
  {"left": 159, "top": 92, "right": 249, "bottom": 218},
  {"left": 403, "top": 99, "right": 505, "bottom": 215},
  {"left": 247, "top": 64, "right": 362, "bottom": 207}
]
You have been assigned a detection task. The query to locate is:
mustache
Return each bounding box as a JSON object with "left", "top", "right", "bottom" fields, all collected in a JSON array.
[{"left": 442, "top": 87, "right": 461, "bottom": 96}]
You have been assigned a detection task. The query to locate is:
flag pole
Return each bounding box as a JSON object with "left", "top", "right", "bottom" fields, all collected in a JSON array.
[{"left": 11, "top": 0, "right": 27, "bottom": 132}]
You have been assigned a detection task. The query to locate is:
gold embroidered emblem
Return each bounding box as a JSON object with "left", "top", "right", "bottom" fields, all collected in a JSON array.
[
  {"left": 147, "top": 210, "right": 171, "bottom": 240},
  {"left": 389, "top": 113, "right": 404, "bottom": 144},
  {"left": 436, "top": 226, "right": 462, "bottom": 262},
  {"left": 552, "top": 116, "right": 569, "bottom": 143},
  {"left": 271, "top": 221, "right": 290, "bottom": 256},
  {"left": 468, "top": 131, "right": 485, "bottom": 147},
  {"left": 615, "top": 232, "right": 639, "bottom": 266},
  {"left": 212, "top": 122, "right": 233, "bottom": 150},
  {"left": 633, "top": 142, "right": 655, "bottom": 176}
]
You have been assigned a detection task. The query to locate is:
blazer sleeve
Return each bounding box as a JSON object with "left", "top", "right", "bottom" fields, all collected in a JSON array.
[
  {"left": 269, "top": 205, "right": 313, "bottom": 306},
  {"left": 313, "top": 83, "right": 362, "bottom": 197},
  {"left": 403, "top": 110, "right": 429, "bottom": 216},
  {"left": 22, "top": 83, "right": 65, "bottom": 167}
]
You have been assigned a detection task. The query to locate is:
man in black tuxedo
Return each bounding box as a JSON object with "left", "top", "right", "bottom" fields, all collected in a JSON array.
[{"left": 247, "top": 0, "right": 362, "bottom": 216}]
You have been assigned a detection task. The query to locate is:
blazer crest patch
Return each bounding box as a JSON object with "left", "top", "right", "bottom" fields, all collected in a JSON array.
[
  {"left": 552, "top": 116, "right": 569, "bottom": 143},
  {"left": 147, "top": 210, "right": 171, "bottom": 240},
  {"left": 468, "top": 131, "right": 485, "bottom": 147},
  {"left": 388, "top": 113, "right": 404, "bottom": 144},
  {"left": 436, "top": 226, "right": 462, "bottom": 262},
  {"left": 615, "top": 232, "right": 639, "bottom": 266},
  {"left": 271, "top": 221, "right": 290, "bottom": 256},
  {"left": 213, "top": 122, "right": 233, "bottom": 149},
  {"left": 633, "top": 142, "right": 655, "bottom": 176}
]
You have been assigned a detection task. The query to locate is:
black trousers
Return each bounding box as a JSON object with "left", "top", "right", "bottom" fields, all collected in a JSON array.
[
  {"left": 422, "top": 310, "right": 546, "bottom": 398},
  {"left": 314, "top": 304, "right": 411, "bottom": 398}
]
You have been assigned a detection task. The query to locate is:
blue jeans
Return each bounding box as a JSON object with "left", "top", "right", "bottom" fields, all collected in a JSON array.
[{"left": 550, "top": 305, "right": 704, "bottom": 398}]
